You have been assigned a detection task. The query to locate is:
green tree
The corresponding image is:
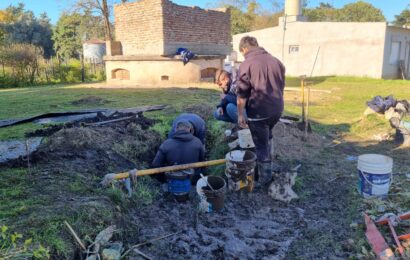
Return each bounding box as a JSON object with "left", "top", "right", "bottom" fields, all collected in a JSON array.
[
  {"left": 337, "top": 1, "right": 385, "bottom": 22},
  {"left": 393, "top": 5, "right": 410, "bottom": 26},
  {"left": 1, "top": 4, "right": 54, "bottom": 57},
  {"left": 216, "top": 0, "right": 281, "bottom": 34},
  {"left": 52, "top": 13, "right": 83, "bottom": 60},
  {"left": 303, "top": 2, "right": 338, "bottom": 22},
  {"left": 52, "top": 12, "right": 105, "bottom": 60}
]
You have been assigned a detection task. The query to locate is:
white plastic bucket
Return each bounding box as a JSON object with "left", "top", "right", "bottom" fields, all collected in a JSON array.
[
  {"left": 357, "top": 154, "right": 393, "bottom": 198},
  {"left": 238, "top": 129, "right": 255, "bottom": 148}
]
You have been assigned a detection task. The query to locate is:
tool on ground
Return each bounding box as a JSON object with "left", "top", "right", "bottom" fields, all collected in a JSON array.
[
  {"left": 200, "top": 173, "right": 215, "bottom": 191},
  {"left": 101, "top": 159, "right": 226, "bottom": 186},
  {"left": 376, "top": 211, "right": 410, "bottom": 257},
  {"left": 364, "top": 213, "right": 395, "bottom": 259}
]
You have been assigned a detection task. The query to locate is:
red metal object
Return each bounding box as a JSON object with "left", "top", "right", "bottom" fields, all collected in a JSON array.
[
  {"left": 376, "top": 211, "right": 410, "bottom": 225},
  {"left": 375, "top": 211, "right": 410, "bottom": 257},
  {"left": 387, "top": 219, "right": 405, "bottom": 256},
  {"left": 364, "top": 214, "right": 395, "bottom": 259}
]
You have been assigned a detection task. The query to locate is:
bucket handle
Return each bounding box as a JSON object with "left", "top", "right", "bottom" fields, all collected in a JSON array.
[{"left": 359, "top": 170, "right": 392, "bottom": 187}]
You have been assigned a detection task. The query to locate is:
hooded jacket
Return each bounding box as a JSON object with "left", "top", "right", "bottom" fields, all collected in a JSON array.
[
  {"left": 153, "top": 130, "right": 205, "bottom": 169},
  {"left": 168, "top": 113, "right": 206, "bottom": 144}
]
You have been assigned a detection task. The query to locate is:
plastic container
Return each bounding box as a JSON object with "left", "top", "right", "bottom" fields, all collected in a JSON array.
[
  {"left": 166, "top": 171, "right": 191, "bottom": 202},
  {"left": 196, "top": 176, "right": 226, "bottom": 212},
  {"left": 225, "top": 150, "right": 257, "bottom": 192},
  {"left": 357, "top": 154, "right": 393, "bottom": 199}
]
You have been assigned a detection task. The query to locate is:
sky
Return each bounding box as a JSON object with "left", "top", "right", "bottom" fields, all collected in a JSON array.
[{"left": 0, "top": 0, "right": 408, "bottom": 24}]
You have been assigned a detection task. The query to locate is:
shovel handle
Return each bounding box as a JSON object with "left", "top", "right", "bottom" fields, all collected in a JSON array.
[{"left": 113, "top": 159, "right": 227, "bottom": 180}]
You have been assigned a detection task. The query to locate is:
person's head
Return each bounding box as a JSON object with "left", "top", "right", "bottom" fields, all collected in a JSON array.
[
  {"left": 176, "top": 120, "right": 194, "bottom": 134},
  {"left": 214, "top": 69, "right": 230, "bottom": 92},
  {"left": 239, "top": 36, "right": 259, "bottom": 56}
]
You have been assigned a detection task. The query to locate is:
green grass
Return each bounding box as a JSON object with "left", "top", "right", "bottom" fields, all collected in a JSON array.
[
  {"left": 1, "top": 77, "right": 408, "bottom": 140},
  {"left": 1, "top": 77, "right": 409, "bottom": 257}
]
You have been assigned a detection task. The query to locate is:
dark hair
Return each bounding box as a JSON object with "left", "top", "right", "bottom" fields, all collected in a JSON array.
[
  {"left": 176, "top": 121, "right": 193, "bottom": 132},
  {"left": 239, "top": 36, "right": 259, "bottom": 51}
]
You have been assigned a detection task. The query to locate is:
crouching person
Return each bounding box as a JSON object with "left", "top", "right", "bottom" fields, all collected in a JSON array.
[
  {"left": 169, "top": 113, "right": 206, "bottom": 145},
  {"left": 213, "top": 69, "right": 240, "bottom": 124},
  {"left": 152, "top": 121, "right": 205, "bottom": 201}
]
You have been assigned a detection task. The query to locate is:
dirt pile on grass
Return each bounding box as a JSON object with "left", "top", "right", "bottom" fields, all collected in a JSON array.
[
  {"left": 32, "top": 120, "right": 162, "bottom": 174},
  {"left": 272, "top": 122, "right": 325, "bottom": 161},
  {"left": 183, "top": 104, "right": 214, "bottom": 121},
  {"left": 71, "top": 96, "right": 111, "bottom": 106}
]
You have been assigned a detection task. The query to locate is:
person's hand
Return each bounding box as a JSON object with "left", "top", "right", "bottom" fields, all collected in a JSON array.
[
  {"left": 217, "top": 107, "right": 224, "bottom": 116},
  {"left": 220, "top": 93, "right": 226, "bottom": 100},
  {"left": 238, "top": 115, "right": 248, "bottom": 129}
]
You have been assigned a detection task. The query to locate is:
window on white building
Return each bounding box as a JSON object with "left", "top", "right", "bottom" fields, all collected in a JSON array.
[
  {"left": 289, "top": 45, "right": 299, "bottom": 54},
  {"left": 389, "top": 42, "right": 401, "bottom": 65}
]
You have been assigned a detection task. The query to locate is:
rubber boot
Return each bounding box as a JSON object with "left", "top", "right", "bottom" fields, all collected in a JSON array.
[{"left": 257, "top": 161, "right": 272, "bottom": 187}]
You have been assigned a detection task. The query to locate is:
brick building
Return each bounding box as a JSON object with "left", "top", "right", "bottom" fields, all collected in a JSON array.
[{"left": 105, "top": 0, "right": 231, "bottom": 85}]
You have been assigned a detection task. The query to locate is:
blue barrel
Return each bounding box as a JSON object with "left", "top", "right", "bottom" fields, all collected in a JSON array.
[{"left": 166, "top": 171, "right": 191, "bottom": 202}]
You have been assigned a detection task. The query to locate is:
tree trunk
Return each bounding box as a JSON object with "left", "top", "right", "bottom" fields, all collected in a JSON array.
[{"left": 102, "top": 0, "right": 112, "bottom": 41}]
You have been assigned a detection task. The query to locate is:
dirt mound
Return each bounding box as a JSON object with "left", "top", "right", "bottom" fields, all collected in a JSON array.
[
  {"left": 183, "top": 104, "right": 214, "bottom": 121},
  {"left": 71, "top": 96, "right": 111, "bottom": 105},
  {"left": 129, "top": 190, "right": 305, "bottom": 259},
  {"left": 272, "top": 122, "right": 324, "bottom": 161}
]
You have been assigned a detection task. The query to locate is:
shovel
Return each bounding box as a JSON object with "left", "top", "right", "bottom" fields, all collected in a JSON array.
[{"left": 102, "top": 159, "right": 226, "bottom": 186}]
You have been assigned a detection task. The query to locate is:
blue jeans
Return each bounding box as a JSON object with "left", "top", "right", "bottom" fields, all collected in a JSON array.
[{"left": 213, "top": 103, "right": 239, "bottom": 123}]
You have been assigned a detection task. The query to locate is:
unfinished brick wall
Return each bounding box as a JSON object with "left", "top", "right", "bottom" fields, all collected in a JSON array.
[
  {"left": 162, "top": 1, "right": 231, "bottom": 55},
  {"left": 113, "top": 0, "right": 231, "bottom": 56},
  {"left": 114, "top": 0, "right": 164, "bottom": 55}
]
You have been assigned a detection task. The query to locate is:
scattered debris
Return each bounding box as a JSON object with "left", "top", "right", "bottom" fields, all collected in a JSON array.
[
  {"left": 0, "top": 105, "right": 167, "bottom": 128},
  {"left": 364, "top": 214, "right": 395, "bottom": 260},
  {"left": 64, "top": 221, "right": 87, "bottom": 251},
  {"left": 268, "top": 169, "right": 299, "bottom": 203}
]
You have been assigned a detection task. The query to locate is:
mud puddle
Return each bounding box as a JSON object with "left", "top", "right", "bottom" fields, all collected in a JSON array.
[{"left": 130, "top": 190, "right": 305, "bottom": 259}]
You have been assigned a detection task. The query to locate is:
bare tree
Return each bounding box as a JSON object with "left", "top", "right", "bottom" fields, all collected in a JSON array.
[{"left": 73, "top": 0, "right": 128, "bottom": 41}]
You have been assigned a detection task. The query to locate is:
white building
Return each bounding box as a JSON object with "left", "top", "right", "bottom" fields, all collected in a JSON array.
[{"left": 232, "top": 0, "right": 410, "bottom": 79}]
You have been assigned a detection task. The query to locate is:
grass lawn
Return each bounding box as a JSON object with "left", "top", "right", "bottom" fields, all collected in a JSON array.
[
  {"left": 0, "top": 77, "right": 409, "bottom": 140},
  {"left": 0, "top": 77, "right": 409, "bottom": 258}
]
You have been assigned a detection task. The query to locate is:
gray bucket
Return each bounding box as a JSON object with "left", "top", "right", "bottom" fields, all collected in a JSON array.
[{"left": 225, "top": 150, "right": 257, "bottom": 192}]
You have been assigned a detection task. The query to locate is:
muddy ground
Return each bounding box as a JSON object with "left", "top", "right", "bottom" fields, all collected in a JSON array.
[{"left": 2, "top": 105, "right": 408, "bottom": 259}]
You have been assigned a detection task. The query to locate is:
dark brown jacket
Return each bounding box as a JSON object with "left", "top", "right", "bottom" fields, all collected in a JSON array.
[{"left": 237, "top": 47, "right": 285, "bottom": 119}]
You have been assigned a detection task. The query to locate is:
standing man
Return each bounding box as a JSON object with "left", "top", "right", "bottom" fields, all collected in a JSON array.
[
  {"left": 236, "top": 36, "right": 286, "bottom": 186},
  {"left": 213, "top": 69, "right": 239, "bottom": 123}
]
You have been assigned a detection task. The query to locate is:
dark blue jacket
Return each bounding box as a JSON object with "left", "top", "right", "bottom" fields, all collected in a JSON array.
[
  {"left": 217, "top": 74, "right": 237, "bottom": 111},
  {"left": 153, "top": 130, "right": 205, "bottom": 170},
  {"left": 168, "top": 113, "right": 206, "bottom": 144}
]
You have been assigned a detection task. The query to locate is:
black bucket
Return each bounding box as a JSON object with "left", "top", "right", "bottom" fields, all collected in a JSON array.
[{"left": 197, "top": 176, "right": 226, "bottom": 212}]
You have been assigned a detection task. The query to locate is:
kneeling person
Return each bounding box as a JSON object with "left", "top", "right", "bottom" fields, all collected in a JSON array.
[
  {"left": 152, "top": 121, "right": 205, "bottom": 186},
  {"left": 169, "top": 113, "right": 206, "bottom": 145}
]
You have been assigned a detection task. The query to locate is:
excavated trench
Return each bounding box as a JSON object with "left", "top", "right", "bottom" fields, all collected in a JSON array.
[{"left": 1, "top": 105, "right": 356, "bottom": 259}]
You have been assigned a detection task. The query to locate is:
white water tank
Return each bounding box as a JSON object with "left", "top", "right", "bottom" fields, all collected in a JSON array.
[
  {"left": 83, "top": 39, "right": 106, "bottom": 63},
  {"left": 285, "top": 0, "right": 302, "bottom": 17}
]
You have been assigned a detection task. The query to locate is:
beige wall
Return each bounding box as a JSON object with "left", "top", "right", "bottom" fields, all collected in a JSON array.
[
  {"left": 105, "top": 59, "right": 223, "bottom": 85},
  {"left": 383, "top": 26, "right": 410, "bottom": 79},
  {"left": 233, "top": 22, "right": 388, "bottom": 78}
]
